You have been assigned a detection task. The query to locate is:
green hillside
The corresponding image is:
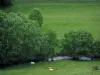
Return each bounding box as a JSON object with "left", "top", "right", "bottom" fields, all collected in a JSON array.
[{"left": 5, "top": 1, "right": 100, "bottom": 39}]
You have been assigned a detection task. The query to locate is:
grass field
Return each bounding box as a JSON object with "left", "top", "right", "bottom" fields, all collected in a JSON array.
[
  {"left": 4, "top": 1, "right": 100, "bottom": 39},
  {"left": 0, "top": 60, "right": 100, "bottom": 75}
]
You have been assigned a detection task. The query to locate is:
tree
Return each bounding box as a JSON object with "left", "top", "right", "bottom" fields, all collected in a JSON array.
[
  {"left": 28, "top": 8, "right": 43, "bottom": 27},
  {"left": 61, "top": 30, "right": 94, "bottom": 58},
  {"left": 35, "top": 35, "right": 49, "bottom": 61},
  {"left": 0, "top": 0, "right": 12, "bottom": 7},
  {"left": 0, "top": 11, "right": 42, "bottom": 67},
  {"left": 45, "top": 30, "right": 58, "bottom": 61},
  {"left": 93, "top": 40, "right": 100, "bottom": 57},
  {"left": 22, "top": 21, "right": 42, "bottom": 62},
  {"left": 33, "top": 30, "right": 58, "bottom": 62}
]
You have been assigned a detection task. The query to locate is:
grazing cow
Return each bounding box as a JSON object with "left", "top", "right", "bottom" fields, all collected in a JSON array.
[
  {"left": 48, "top": 66, "right": 57, "bottom": 71},
  {"left": 53, "top": 68, "right": 57, "bottom": 70}
]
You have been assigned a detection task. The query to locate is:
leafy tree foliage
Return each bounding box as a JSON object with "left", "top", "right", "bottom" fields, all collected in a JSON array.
[
  {"left": 45, "top": 30, "right": 58, "bottom": 61},
  {"left": 93, "top": 40, "right": 100, "bottom": 57},
  {"left": 0, "top": 10, "right": 57, "bottom": 67},
  {"left": 28, "top": 8, "right": 43, "bottom": 27},
  {"left": 61, "top": 31, "right": 94, "bottom": 58},
  {"left": 0, "top": 0, "right": 12, "bottom": 7},
  {"left": 0, "top": 11, "right": 42, "bottom": 67},
  {"left": 35, "top": 30, "right": 58, "bottom": 61}
]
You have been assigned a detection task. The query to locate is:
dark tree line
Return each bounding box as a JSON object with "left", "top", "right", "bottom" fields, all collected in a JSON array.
[{"left": 0, "top": 0, "right": 12, "bottom": 7}]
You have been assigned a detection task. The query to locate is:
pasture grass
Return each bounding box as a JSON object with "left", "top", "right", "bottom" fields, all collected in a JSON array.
[
  {"left": 0, "top": 60, "right": 100, "bottom": 75},
  {"left": 3, "top": 2, "right": 100, "bottom": 39}
]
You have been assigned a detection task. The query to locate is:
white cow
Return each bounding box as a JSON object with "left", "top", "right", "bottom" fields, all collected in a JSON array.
[{"left": 31, "top": 62, "right": 35, "bottom": 64}]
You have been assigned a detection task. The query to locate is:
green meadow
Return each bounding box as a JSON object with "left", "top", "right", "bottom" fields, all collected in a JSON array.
[
  {"left": 5, "top": 1, "right": 100, "bottom": 39},
  {"left": 0, "top": 60, "right": 100, "bottom": 75}
]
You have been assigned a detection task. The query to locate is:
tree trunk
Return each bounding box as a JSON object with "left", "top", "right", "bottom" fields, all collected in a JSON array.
[{"left": 51, "top": 55, "right": 54, "bottom": 61}]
